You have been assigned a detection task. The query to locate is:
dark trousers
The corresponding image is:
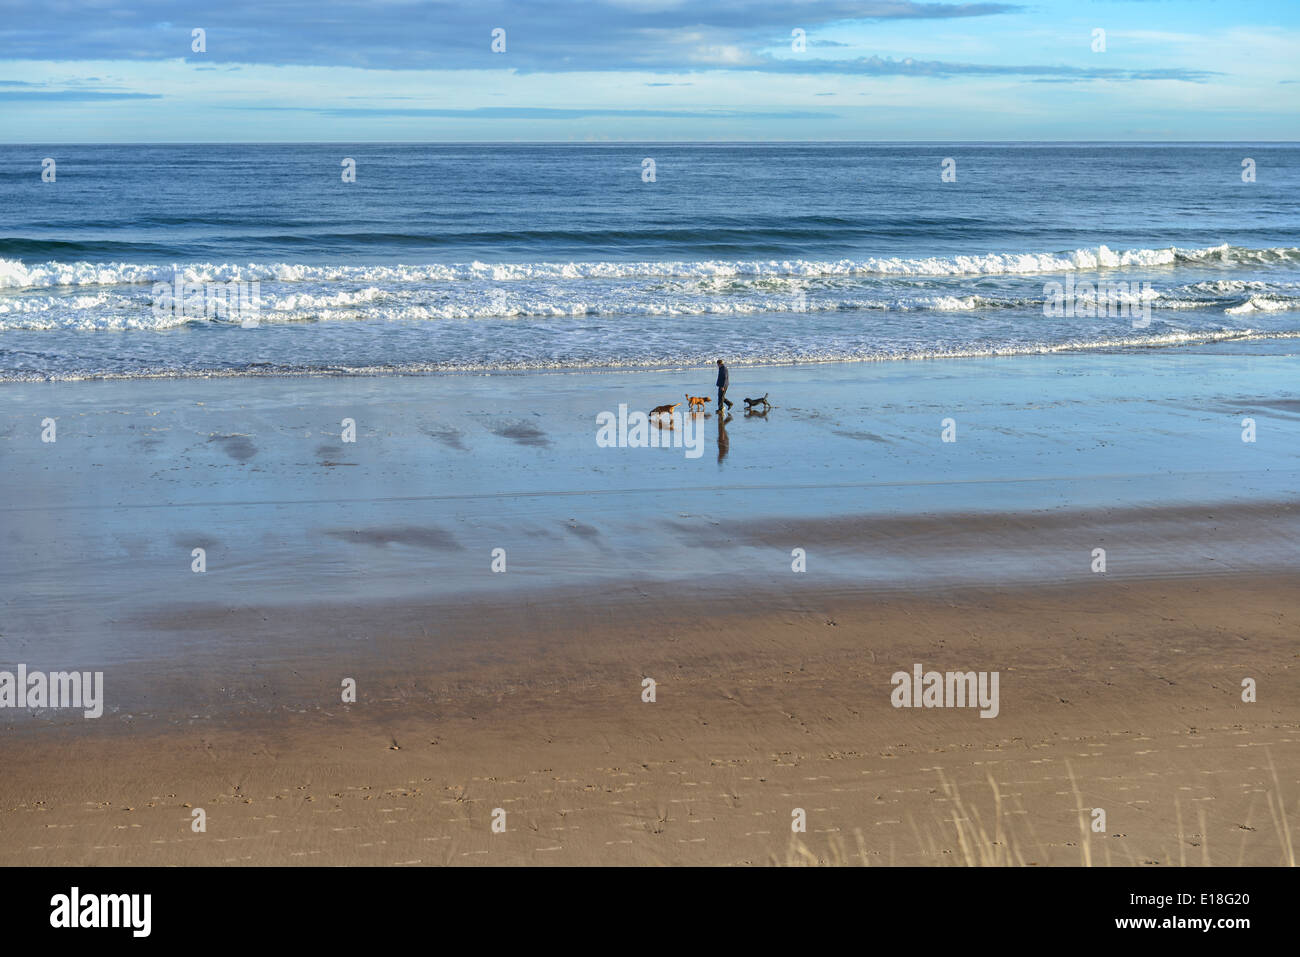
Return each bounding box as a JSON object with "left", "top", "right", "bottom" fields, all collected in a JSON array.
[{"left": 718, "top": 388, "right": 733, "bottom": 410}]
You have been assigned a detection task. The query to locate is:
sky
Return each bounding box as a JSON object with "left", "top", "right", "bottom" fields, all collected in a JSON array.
[{"left": 0, "top": 0, "right": 1296, "bottom": 141}]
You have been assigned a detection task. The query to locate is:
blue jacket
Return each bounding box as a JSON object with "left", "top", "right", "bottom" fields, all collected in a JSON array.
[{"left": 716, "top": 364, "right": 729, "bottom": 389}]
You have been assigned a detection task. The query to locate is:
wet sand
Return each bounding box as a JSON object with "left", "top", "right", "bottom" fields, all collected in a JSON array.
[{"left": 1, "top": 349, "right": 1297, "bottom": 864}]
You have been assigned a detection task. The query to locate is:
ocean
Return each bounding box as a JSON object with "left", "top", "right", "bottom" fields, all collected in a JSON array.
[{"left": 1, "top": 143, "right": 1298, "bottom": 381}]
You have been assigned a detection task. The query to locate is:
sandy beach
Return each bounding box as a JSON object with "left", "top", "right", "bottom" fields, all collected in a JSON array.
[{"left": 2, "top": 348, "right": 1298, "bottom": 865}]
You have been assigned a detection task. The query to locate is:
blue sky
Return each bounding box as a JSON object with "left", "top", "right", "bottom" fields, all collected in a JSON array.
[{"left": 1, "top": 0, "right": 1296, "bottom": 141}]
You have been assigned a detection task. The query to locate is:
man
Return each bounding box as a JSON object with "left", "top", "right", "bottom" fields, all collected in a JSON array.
[{"left": 715, "top": 359, "right": 734, "bottom": 412}]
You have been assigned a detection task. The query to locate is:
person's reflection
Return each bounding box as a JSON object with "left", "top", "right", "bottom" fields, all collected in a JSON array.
[{"left": 717, "top": 409, "right": 731, "bottom": 464}]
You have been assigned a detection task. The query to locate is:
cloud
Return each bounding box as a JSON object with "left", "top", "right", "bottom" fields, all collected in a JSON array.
[
  {"left": 0, "top": 90, "right": 163, "bottom": 100},
  {"left": 252, "top": 105, "right": 833, "bottom": 119},
  {"left": 0, "top": 1, "right": 1022, "bottom": 72},
  {"left": 0, "top": 2, "right": 1214, "bottom": 83},
  {"left": 722, "top": 54, "right": 1220, "bottom": 81}
]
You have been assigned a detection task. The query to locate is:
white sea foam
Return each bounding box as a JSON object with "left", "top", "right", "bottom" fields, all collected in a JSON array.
[
  {"left": 1225, "top": 296, "right": 1293, "bottom": 315},
  {"left": 4, "top": 280, "right": 1300, "bottom": 332},
  {"left": 2, "top": 243, "right": 1297, "bottom": 291}
]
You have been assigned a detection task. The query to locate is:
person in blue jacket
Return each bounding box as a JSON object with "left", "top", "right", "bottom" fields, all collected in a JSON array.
[{"left": 716, "top": 359, "right": 734, "bottom": 412}]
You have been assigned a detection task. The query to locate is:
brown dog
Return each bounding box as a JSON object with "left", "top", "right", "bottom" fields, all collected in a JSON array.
[
  {"left": 650, "top": 402, "right": 681, "bottom": 418},
  {"left": 685, "top": 394, "right": 711, "bottom": 413}
]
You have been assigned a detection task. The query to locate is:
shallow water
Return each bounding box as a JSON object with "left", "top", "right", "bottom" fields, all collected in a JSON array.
[{"left": 2, "top": 350, "right": 1297, "bottom": 672}]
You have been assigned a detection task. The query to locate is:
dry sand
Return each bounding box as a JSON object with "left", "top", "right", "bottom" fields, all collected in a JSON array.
[{"left": 2, "top": 573, "right": 1296, "bottom": 866}]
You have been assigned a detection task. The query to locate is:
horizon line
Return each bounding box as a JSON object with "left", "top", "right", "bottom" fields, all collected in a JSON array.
[{"left": 4, "top": 139, "right": 1298, "bottom": 146}]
